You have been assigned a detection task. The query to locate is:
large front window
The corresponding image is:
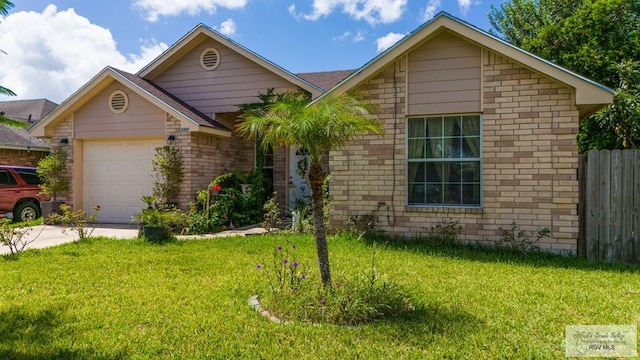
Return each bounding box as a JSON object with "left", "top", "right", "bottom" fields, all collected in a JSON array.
[{"left": 407, "top": 114, "right": 481, "bottom": 206}]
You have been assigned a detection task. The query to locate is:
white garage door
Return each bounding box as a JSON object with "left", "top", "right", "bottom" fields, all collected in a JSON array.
[{"left": 83, "top": 139, "right": 164, "bottom": 223}]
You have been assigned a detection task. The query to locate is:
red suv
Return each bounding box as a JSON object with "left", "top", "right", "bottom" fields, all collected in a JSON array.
[{"left": 0, "top": 165, "right": 50, "bottom": 222}]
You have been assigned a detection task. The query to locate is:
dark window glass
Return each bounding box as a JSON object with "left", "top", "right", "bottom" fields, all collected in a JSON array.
[
  {"left": 407, "top": 115, "right": 481, "bottom": 206},
  {"left": 0, "top": 170, "right": 18, "bottom": 186},
  {"left": 16, "top": 170, "right": 42, "bottom": 185}
]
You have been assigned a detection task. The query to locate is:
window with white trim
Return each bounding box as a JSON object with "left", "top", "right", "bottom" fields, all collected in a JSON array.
[{"left": 407, "top": 114, "right": 481, "bottom": 206}]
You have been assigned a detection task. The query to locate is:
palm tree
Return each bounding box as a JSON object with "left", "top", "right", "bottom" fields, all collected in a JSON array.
[
  {"left": 237, "top": 91, "right": 384, "bottom": 286},
  {"left": 0, "top": 0, "right": 18, "bottom": 126}
]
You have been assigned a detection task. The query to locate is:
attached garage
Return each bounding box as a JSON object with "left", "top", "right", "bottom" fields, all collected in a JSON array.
[{"left": 83, "top": 139, "right": 164, "bottom": 223}]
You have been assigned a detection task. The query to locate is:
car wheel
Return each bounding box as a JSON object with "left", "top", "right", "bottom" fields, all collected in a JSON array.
[{"left": 15, "top": 202, "right": 40, "bottom": 222}]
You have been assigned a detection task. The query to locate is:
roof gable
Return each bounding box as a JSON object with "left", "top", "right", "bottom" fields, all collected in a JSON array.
[
  {"left": 321, "top": 12, "right": 613, "bottom": 118},
  {"left": 137, "top": 24, "right": 323, "bottom": 99},
  {"left": 30, "top": 67, "right": 232, "bottom": 138}
]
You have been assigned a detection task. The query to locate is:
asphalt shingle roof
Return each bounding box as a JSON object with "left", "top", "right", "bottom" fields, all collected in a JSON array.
[
  {"left": 0, "top": 99, "right": 57, "bottom": 151},
  {"left": 111, "top": 67, "right": 230, "bottom": 131},
  {"left": 296, "top": 70, "right": 355, "bottom": 91}
]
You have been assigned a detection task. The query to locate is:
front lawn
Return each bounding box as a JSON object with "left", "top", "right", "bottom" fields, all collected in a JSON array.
[{"left": 1, "top": 234, "right": 638, "bottom": 359}]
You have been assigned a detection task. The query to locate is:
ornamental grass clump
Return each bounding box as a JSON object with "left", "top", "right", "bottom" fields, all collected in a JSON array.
[{"left": 256, "top": 239, "right": 415, "bottom": 326}]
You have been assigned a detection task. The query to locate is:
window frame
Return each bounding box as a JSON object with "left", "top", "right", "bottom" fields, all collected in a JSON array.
[{"left": 405, "top": 113, "right": 483, "bottom": 208}]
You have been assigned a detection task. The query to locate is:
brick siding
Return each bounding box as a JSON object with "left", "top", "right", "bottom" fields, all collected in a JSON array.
[
  {"left": 329, "top": 51, "right": 581, "bottom": 253},
  {"left": 0, "top": 149, "right": 49, "bottom": 167}
]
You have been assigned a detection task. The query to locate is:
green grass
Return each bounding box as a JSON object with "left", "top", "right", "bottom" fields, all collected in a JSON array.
[{"left": 1, "top": 234, "right": 639, "bottom": 359}]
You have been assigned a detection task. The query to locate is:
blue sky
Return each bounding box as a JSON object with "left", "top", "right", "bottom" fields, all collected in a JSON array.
[{"left": 1, "top": 1, "right": 504, "bottom": 103}]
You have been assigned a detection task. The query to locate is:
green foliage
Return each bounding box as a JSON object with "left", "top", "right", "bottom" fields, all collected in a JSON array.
[
  {"left": 47, "top": 204, "right": 100, "bottom": 242},
  {"left": 262, "top": 192, "right": 282, "bottom": 232},
  {"left": 0, "top": 234, "right": 639, "bottom": 358},
  {"left": 238, "top": 91, "right": 384, "bottom": 286},
  {"left": 0, "top": 117, "right": 28, "bottom": 128},
  {"left": 133, "top": 208, "right": 186, "bottom": 234},
  {"left": 184, "top": 208, "right": 212, "bottom": 235},
  {"left": 498, "top": 221, "right": 551, "bottom": 254},
  {"left": 141, "top": 195, "right": 157, "bottom": 209},
  {"left": 36, "top": 146, "right": 69, "bottom": 201},
  {"left": 151, "top": 146, "right": 184, "bottom": 205},
  {"left": 0, "top": 218, "right": 37, "bottom": 255},
  {"left": 186, "top": 170, "right": 269, "bottom": 234},
  {"left": 348, "top": 210, "right": 381, "bottom": 237},
  {"left": 489, "top": 0, "right": 640, "bottom": 151},
  {"left": 0, "top": 1, "right": 15, "bottom": 99},
  {"left": 256, "top": 240, "right": 415, "bottom": 325},
  {"left": 426, "top": 218, "right": 464, "bottom": 244}
]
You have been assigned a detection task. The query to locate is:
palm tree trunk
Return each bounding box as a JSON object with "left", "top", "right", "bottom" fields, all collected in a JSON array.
[{"left": 308, "top": 159, "right": 331, "bottom": 286}]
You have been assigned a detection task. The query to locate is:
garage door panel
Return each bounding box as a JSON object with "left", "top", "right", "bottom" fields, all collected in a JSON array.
[{"left": 84, "top": 139, "right": 164, "bottom": 223}]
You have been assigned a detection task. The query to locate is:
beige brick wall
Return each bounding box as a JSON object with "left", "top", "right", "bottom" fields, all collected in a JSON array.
[
  {"left": 51, "top": 117, "right": 74, "bottom": 203},
  {"left": 178, "top": 115, "right": 254, "bottom": 209},
  {"left": 0, "top": 149, "right": 49, "bottom": 167},
  {"left": 329, "top": 51, "right": 581, "bottom": 253}
]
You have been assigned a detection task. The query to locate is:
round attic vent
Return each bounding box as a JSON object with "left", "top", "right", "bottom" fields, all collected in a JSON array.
[
  {"left": 109, "top": 90, "right": 129, "bottom": 114},
  {"left": 200, "top": 48, "right": 221, "bottom": 71}
]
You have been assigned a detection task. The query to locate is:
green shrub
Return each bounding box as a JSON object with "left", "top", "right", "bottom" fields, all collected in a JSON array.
[
  {"left": 425, "top": 218, "right": 464, "bottom": 244},
  {"left": 498, "top": 221, "right": 550, "bottom": 254},
  {"left": 256, "top": 240, "right": 416, "bottom": 325},
  {"left": 47, "top": 204, "right": 100, "bottom": 242}
]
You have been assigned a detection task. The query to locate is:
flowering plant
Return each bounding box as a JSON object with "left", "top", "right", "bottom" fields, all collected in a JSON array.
[
  {"left": 257, "top": 239, "right": 306, "bottom": 293},
  {"left": 211, "top": 184, "right": 222, "bottom": 193}
]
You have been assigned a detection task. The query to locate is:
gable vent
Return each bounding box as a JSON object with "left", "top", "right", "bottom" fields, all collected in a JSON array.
[
  {"left": 109, "top": 90, "right": 129, "bottom": 114},
  {"left": 201, "top": 48, "right": 221, "bottom": 71}
]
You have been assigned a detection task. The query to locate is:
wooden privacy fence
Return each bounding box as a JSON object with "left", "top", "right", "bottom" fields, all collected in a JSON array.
[{"left": 578, "top": 149, "right": 640, "bottom": 263}]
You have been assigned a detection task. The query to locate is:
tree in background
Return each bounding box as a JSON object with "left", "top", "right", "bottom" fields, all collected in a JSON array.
[
  {"left": 489, "top": 0, "right": 640, "bottom": 151},
  {"left": 237, "top": 91, "right": 383, "bottom": 286}
]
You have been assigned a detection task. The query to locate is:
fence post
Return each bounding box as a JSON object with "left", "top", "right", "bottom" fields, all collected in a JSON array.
[{"left": 577, "top": 154, "right": 586, "bottom": 258}]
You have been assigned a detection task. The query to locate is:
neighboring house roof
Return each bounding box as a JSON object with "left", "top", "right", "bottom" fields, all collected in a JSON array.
[
  {"left": 0, "top": 124, "right": 50, "bottom": 152},
  {"left": 297, "top": 70, "right": 355, "bottom": 91},
  {"left": 31, "top": 67, "right": 233, "bottom": 138},
  {"left": 319, "top": 12, "right": 614, "bottom": 119},
  {"left": 0, "top": 99, "right": 56, "bottom": 152},
  {"left": 0, "top": 98, "right": 58, "bottom": 125},
  {"left": 137, "top": 23, "right": 324, "bottom": 98}
]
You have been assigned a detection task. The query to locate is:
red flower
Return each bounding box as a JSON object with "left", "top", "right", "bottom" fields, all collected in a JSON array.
[
  {"left": 94, "top": 205, "right": 101, "bottom": 211},
  {"left": 211, "top": 184, "right": 222, "bottom": 192}
]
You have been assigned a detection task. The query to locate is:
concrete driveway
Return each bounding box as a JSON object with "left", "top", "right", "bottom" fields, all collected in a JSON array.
[
  {"left": 0, "top": 224, "right": 140, "bottom": 255},
  {"left": 1, "top": 223, "right": 269, "bottom": 255}
]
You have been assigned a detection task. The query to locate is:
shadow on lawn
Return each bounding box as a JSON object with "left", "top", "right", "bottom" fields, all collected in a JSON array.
[
  {"left": 357, "top": 234, "right": 640, "bottom": 274},
  {"left": 356, "top": 302, "right": 483, "bottom": 349},
  {"left": 0, "top": 307, "right": 127, "bottom": 360}
]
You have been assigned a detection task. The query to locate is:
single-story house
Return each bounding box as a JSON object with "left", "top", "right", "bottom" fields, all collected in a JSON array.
[
  {"left": 31, "top": 12, "right": 613, "bottom": 252},
  {"left": 1, "top": 98, "right": 57, "bottom": 166}
]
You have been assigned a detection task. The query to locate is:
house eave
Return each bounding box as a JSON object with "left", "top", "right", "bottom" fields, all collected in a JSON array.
[
  {"left": 317, "top": 12, "right": 614, "bottom": 112},
  {"left": 137, "top": 24, "right": 324, "bottom": 99}
]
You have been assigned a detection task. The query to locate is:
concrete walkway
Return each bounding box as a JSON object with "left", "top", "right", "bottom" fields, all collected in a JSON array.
[{"left": 1, "top": 223, "right": 268, "bottom": 255}]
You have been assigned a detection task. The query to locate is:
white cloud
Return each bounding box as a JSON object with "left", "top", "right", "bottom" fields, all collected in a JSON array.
[
  {"left": 134, "top": 0, "right": 248, "bottom": 22},
  {"left": 296, "top": 0, "right": 408, "bottom": 25},
  {"left": 333, "top": 29, "right": 365, "bottom": 42},
  {"left": 0, "top": 5, "right": 168, "bottom": 103},
  {"left": 216, "top": 18, "right": 237, "bottom": 36},
  {"left": 333, "top": 31, "right": 351, "bottom": 41},
  {"left": 353, "top": 30, "right": 365, "bottom": 42},
  {"left": 376, "top": 32, "right": 405, "bottom": 52},
  {"left": 457, "top": 0, "right": 481, "bottom": 14},
  {"left": 423, "top": 0, "right": 441, "bottom": 21}
]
